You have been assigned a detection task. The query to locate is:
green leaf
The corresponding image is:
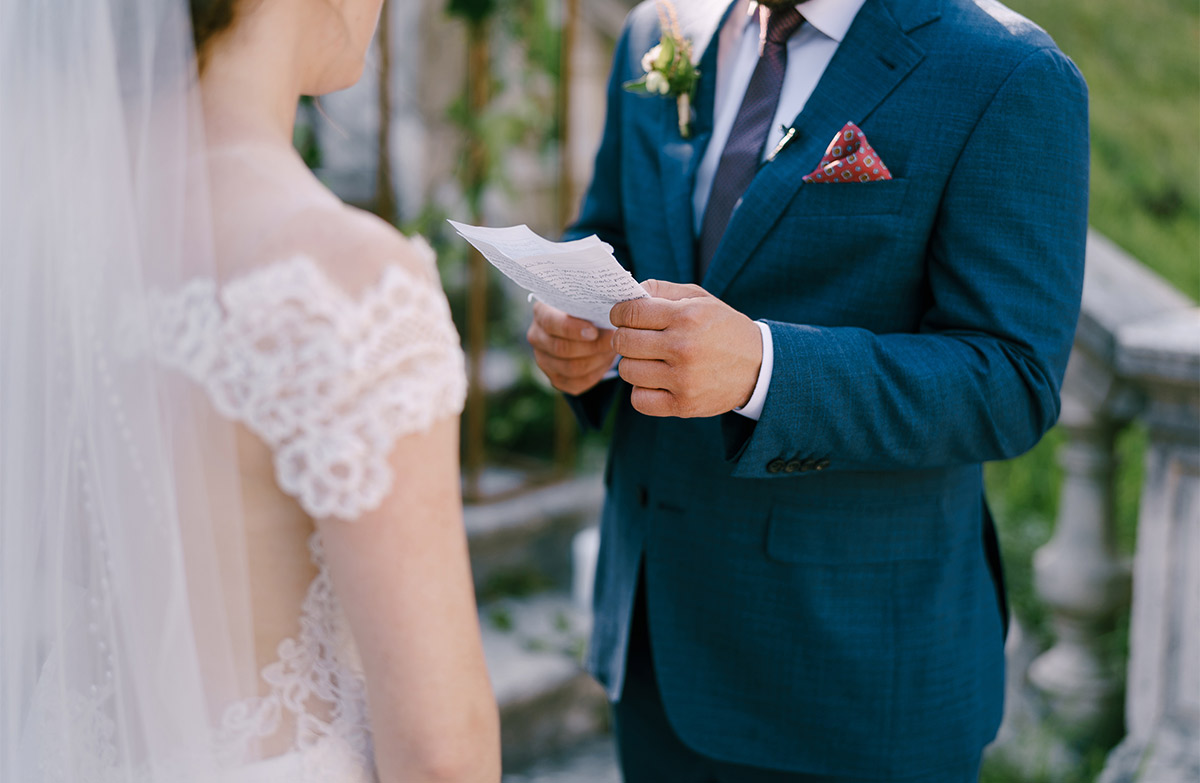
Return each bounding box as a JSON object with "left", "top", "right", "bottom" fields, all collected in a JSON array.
[
  {"left": 655, "top": 36, "right": 675, "bottom": 70},
  {"left": 623, "top": 77, "right": 650, "bottom": 94}
]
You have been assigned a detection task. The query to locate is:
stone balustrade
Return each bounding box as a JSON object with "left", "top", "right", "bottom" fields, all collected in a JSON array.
[{"left": 996, "top": 231, "right": 1199, "bottom": 781}]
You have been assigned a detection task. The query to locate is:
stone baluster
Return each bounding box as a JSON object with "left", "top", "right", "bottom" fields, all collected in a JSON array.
[
  {"left": 994, "top": 232, "right": 1189, "bottom": 771},
  {"left": 1027, "top": 347, "right": 1132, "bottom": 750},
  {"left": 1099, "top": 308, "right": 1200, "bottom": 783}
]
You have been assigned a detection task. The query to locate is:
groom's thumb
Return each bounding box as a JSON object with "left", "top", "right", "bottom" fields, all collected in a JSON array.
[{"left": 641, "top": 279, "right": 710, "bottom": 301}]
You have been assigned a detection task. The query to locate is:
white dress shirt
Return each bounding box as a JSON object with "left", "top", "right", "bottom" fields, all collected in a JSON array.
[{"left": 696, "top": 0, "right": 866, "bottom": 421}]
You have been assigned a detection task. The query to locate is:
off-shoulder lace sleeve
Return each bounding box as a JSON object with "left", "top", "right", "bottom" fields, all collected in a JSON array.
[{"left": 149, "top": 245, "right": 466, "bottom": 521}]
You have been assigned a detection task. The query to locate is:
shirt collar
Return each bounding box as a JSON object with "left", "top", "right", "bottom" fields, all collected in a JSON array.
[{"left": 742, "top": 0, "right": 866, "bottom": 44}]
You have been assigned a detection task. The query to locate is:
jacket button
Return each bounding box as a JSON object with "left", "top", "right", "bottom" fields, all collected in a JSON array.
[
  {"left": 784, "top": 459, "right": 803, "bottom": 473},
  {"left": 800, "top": 458, "right": 818, "bottom": 472},
  {"left": 637, "top": 486, "right": 649, "bottom": 507},
  {"left": 815, "top": 458, "right": 830, "bottom": 471},
  {"left": 767, "top": 458, "right": 786, "bottom": 474}
]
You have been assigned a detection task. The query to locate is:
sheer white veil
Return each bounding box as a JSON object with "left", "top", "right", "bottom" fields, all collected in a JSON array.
[{"left": 0, "top": 0, "right": 257, "bottom": 779}]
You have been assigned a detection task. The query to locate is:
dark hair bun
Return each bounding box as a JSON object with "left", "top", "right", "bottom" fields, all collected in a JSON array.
[{"left": 190, "top": 0, "right": 238, "bottom": 56}]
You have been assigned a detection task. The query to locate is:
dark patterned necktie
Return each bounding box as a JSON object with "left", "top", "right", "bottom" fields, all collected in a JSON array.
[{"left": 697, "top": 5, "right": 805, "bottom": 279}]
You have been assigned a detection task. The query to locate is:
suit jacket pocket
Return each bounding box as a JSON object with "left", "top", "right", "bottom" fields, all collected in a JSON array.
[
  {"left": 788, "top": 177, "right": 910, "bottom": 216},
  {"left": 766, "top": 497, "right": 945, "bottom": 564}
]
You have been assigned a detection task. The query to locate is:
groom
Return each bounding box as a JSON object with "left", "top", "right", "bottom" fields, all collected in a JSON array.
[{"left": 527, "top": 0, "right": 1088, "bottom": 779}]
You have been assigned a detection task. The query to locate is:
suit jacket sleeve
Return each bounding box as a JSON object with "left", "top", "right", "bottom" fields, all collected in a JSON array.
[
  {"left": 727, "top": 47, "right": 1090, "bottom": 476},
  {"left": 560, "top": 20, "right": 638, "bottom": 431}
]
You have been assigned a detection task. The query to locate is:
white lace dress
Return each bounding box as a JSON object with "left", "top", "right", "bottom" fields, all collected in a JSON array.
[{"left": 146, "top": 241, "right": 467, "bottom": 782}]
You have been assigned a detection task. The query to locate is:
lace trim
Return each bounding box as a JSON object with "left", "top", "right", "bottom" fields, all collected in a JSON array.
[
  {"left": 146, "top": 248, "right": 466, "bottom": 521},
  {"left": 216, "top": 535, "right": 374, "bottom": 781}
]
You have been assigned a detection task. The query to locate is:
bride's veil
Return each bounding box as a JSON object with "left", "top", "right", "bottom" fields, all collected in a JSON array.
[{"left": 1, "top": 0, "right": 258, "bottom": 778}]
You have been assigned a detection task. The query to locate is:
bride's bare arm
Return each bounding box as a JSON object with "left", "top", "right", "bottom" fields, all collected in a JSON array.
[
  {"left": 318, "top": 415, "right": 499, "bottom": 783},
  {"left": 288, "top": 219, "right": 499, "bottom": 782}
]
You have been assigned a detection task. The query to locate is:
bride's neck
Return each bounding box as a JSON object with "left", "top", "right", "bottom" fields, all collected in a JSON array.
[{"left": 199, "top": 22, "right": 306, "bottom": 150}]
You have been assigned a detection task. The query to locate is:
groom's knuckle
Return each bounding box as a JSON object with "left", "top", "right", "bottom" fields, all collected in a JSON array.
[
  {"left": 550, "top": 336, "right": 573, "bottom": 356},
  {"left": 610, "top": 329, "right": 626, "bottom": 355},
  {"left": 632, "top": 301, "right": 661, "bottom": 330},
  {"left": 672, "top": 336, "right": 695, "bottom": 362},
  {"left": 622, "top": 302, "right": 645, "bottom": 329}
]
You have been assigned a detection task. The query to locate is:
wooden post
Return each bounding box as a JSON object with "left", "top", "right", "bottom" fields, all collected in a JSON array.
[
  {"left": 375, "top": 0, "right": 397, "bottom": 224},
  {"left": 553, "top": 0, "right": 581, "bottom": 475},
  {"left": 463, "top": 19, "right": 491, "bottom": 501}
]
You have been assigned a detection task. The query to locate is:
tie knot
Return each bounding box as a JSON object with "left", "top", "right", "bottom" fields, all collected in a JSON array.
[{"left": 763, "top": 5, "right": 804, "bottom": 45}]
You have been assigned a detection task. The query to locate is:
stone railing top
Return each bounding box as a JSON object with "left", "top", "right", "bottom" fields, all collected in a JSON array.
[
  {"left": 1077, "top": 230, "right": 1194, "bottom": 366},
  {"left": 1117, "top": 308, "right": 1200, "bottom": 388}
]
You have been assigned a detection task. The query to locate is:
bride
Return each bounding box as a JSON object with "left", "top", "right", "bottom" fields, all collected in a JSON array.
[{"left": 0, "top": 0, "right": 500, "bottom": 781}]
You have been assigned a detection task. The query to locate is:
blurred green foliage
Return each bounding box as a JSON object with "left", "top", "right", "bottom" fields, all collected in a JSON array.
[
  {"left": 445, "top": 0, "right": 497, "bottom": 26},
  {"left": 1005, "top": 0, "right": 1200, "bottom": 301}
]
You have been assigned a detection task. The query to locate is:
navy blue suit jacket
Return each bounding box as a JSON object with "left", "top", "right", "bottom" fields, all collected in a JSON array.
[{"left": 567, "top": 0, "right": 1088, "bottom": 775}]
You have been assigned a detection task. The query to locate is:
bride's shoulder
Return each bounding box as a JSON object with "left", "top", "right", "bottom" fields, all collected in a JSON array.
[{"left": 238, "top": 203, "right": 441, "bottom": 297}]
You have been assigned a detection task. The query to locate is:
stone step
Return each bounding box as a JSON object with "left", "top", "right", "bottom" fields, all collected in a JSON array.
[
  {"left": 502, "top": 737, "right": 621, "bottom": 782},
  {"left": 466, "top": 475, "right": 605, "bottom": 601},
  {"left": 482, "top": 592, "right": 611, "bottom": 771}
]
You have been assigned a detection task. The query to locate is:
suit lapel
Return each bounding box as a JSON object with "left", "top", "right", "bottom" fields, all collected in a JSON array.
[
  {"left": 658, "top": 1, "right": 735, "bottom": 284},
  {"left": 702, "top": 0, "right": 928, "bottom": 297}
]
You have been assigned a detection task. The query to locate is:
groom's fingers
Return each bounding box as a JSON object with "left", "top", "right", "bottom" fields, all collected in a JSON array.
[
  {"left": 610, "top": 296, "right": 677, "bottom": 331},
  {"left": 527, "top": 301, "right": 617, "bottom": 396},
  {"left": 617, "top": 357, "right": 671, "bottom": 390},
  {"left": 527, "top": 319, "right": 611, "bottom": 360},
  {"left": 629, "top": 387, "right": 678, "bottom": 418},
  {"left": 640, "top": 279, "right": 710, "bottom": 301},
  {"left": 532, "top": 349, "right": 616, "bottom": 380},
  {"left": 611, "top": 325, "right": 673, "bottom": 361},
  {"left": 533, "top": 301, "right": 601, "bottom": 341}
]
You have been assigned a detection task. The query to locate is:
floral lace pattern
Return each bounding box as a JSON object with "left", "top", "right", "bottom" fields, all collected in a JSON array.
[
  {"left": 216, "top": 535, "right": 375, "bottom": 782},
  {"left": 140, "top": 244, "right": 467, "bottom": 779},
  {"left": 149, "top": 247, "right": 467, "bottom": 521}
]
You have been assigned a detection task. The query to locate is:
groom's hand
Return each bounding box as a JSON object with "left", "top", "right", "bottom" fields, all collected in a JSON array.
[
  {"left": 527, "top": 302, "right": 618, "bottom": 396},
  {"left": 610, "top": 280, "right": 762, "bottom": 419}
]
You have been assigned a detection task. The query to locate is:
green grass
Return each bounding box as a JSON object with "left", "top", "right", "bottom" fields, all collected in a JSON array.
[{"left": 1005, "top": 0, "right": 1200, "bottom": 300}]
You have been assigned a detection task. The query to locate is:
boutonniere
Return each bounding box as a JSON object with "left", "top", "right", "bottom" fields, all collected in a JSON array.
[{"left": 623, "top": 1, "right": 701, "bottom": 138}]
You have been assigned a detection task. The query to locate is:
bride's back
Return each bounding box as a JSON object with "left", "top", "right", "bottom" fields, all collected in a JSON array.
[
  {"left": 202, "top": 142, "right": 455, "bottom": 734},
  {"left": 203, "top": 146, "right": 367, "bottom": 688},
  {"left": 185, "top": 1, "right": 500, "bottom": 778}
]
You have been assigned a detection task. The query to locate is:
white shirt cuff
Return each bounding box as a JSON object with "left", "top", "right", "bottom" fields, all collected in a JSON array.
[
  {"left": 602, "top": 354, "right": 622, "bottom": 381},
  {"left": 733, "top": 321, "right": 773, "bottom": 421}
]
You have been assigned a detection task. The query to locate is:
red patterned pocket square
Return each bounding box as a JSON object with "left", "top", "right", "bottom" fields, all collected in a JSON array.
[{"left": 802, "top": 122, "right": 892, "bottom": 183}]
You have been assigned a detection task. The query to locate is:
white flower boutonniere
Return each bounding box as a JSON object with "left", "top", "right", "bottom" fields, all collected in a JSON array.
[{"left": 623, "top": 1, "right": 701, "bottom": 138}]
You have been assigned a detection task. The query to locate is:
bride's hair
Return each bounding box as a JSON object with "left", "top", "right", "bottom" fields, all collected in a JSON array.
[{"left": 190, "top": 0, "right": 238, "bottom": 62}]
